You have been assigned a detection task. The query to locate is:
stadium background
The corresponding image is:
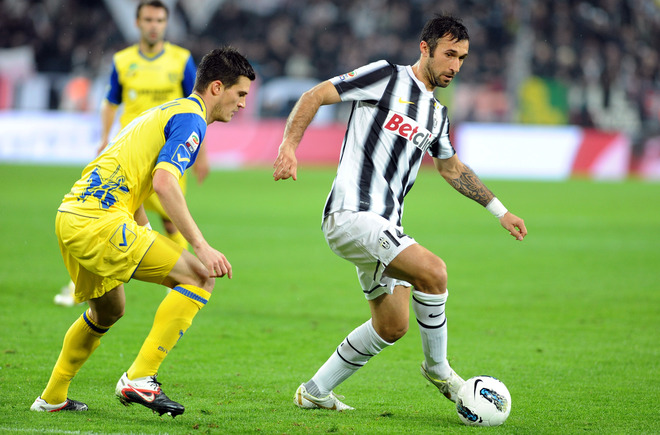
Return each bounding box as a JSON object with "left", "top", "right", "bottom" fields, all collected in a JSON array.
[
  {"left": 0, "top": 0, "right": 659, "bottom": 178},
  {"left": 1, "top": 2, "right": 659, "bottom": 433}
]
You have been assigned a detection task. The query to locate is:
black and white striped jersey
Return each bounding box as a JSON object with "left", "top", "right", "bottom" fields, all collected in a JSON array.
[{"left": 323, "top": 60, "right": 456, "bottom": 226}]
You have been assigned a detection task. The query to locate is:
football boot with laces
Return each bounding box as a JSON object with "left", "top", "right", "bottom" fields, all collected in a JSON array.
[
  {"left": 420, "top": 361, "right": 465, "bottom": 403},
  {"left": 293, "top": 383, "right": 354, "bottom": 411},
  {"left": 31, "top": 397, "right": 88, "bottom": 412},
  {"left": 115, "top": 372, "right": 184, "bottom": 417}
]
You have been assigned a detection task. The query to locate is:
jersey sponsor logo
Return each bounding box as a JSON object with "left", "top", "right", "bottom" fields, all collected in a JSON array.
[
  {"left": 398, "top": 97, "right": 415, "bottom": 105},
  {"left": 383, "top": 111, "right": 434, "bottom": 152},
  {"left": 137, "top": 87, "right": 176, "bottom": 100},
  {"left": 339, "top": 71, "right": 357, "bottom": 81},
  {"left": 79, "top": 166, "right": 129, "bottom": 210},
  {"left": 172, "top": 144, "right": 192, "bottom": 173},
  {"left": 184, "top": 131, "right": 200, "bottom": 153}
]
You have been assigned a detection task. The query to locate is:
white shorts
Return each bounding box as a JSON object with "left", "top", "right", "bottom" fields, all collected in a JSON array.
[{"left": 322, "top": 210, "right": 417, "bottom": 300}]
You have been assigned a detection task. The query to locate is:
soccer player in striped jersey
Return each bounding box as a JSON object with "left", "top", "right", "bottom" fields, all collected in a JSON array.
[
  {"left": 274, "top": 14, "right": 527, "bottom": 411},
  {"left": 31, "top": 47, "right": 255, "bottom": 416}
]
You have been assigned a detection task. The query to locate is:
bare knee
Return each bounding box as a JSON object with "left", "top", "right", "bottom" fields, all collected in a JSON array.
[
  {"left": 197, "top": 276, "right": 215, "bottom": 292},
  {"left": 104, "top": 306, "right": 124, "bottom": 325},
  {"left": 180, "top": 266, "right": 215, "bottom": 292},
  {"left": 374, "top": 320, "right": 409, "bottom": 343},
  {"left": 411, "top": 257, "right": 448, "bottom": 294},
  {"left": 87, "top": 286, "right": 125, "bottom": 326},
  {"left": 175, "top": 253, "right": 217, "bottom": 292}
]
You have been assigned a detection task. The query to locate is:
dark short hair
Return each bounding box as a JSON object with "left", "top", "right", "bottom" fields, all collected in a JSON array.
[
  {"left": 420, "top": 14, "right": 469, "bottom": 55},
  {"left": 194, "top": 46, "right": 256, "bottom": 92},
  {"left": 136, "top": 0, "right": 169, "bottom": 19}
]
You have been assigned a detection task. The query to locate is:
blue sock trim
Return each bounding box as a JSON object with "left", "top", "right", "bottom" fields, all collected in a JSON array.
[
  {"left": 173, "top": 286, "right": 208, "bottom": 305},
  {"left": 82, "top": 310, "right": 109, "bottom": 334}
]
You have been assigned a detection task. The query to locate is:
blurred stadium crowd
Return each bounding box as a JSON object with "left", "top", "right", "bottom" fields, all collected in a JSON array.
[{"left": 1, "top": 0, "right": 659, "bottom": 147}]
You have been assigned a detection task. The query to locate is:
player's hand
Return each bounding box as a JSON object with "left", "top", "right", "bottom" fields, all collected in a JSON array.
[
  {"left": 195, "top": 245, "right": 232, "bottom": 279},
  {"left": 500, "top": 212, "right": 527, "bottom": 241},
  {"left": 273, "top": 144, "right": 298, "bottom": 181}
]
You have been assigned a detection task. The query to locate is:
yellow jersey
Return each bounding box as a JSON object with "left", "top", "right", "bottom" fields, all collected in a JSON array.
[
  {"left": 59, "top": 94, "right": 207, "bottom": 218},
  {"left": 106, "top": 42, "right": 197, "bottom": 127}
]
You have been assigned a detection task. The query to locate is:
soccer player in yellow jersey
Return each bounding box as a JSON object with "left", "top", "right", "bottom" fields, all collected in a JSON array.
[
  {"left": 102, "top": 0, "right": 207, "bottom": 250},
  {"left": 31, "top": 47, "right": 256, "bottom": 417},
  {"left": 54, "top": 0, "right": 207, "bottom": 307}
]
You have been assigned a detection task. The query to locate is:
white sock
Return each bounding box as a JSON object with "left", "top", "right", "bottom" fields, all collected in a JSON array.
[
  {"left": 412, "top": 289, "right": 451, "bottom": 379},
  {"left": 306, "top": 319, "right": 392, "bottom": 397}
]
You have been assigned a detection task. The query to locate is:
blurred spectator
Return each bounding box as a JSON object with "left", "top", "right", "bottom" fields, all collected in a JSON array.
[{"left": 0, "top": 0, "right": 658, "bottom": 141}]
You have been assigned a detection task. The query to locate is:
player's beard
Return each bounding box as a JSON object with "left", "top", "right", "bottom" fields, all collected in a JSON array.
[{"left": 426, "top": 65, "right": 451, "bottom": 89}]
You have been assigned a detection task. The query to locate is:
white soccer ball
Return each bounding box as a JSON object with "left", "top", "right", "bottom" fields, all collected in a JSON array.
[{"left": 456, "top": 376, "right": 511, "bottom": 427}]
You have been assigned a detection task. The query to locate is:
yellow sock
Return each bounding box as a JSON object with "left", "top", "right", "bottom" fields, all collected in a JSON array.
[
  {"left": 168, "top": 231, "right": 188, "bottom": 251},
  {"left": 127, "top": 285, "right": 210, "bottom": 379},
  {"left": 41, "top": 310, "right": 109, "bottom": 404}
]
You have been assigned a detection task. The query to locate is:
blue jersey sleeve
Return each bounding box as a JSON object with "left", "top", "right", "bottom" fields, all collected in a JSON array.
[
  {"left": 181, "top": 55, "right": 197, "bottom": 96},
  {"left": 106, "top": 62, "right": 122, "bottom": 104},
  {"left": 158, "top": 112, "right": 206, "bottom": 175}
]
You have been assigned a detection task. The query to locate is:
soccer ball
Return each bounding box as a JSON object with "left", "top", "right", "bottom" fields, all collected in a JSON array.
[{"left": 456, "top": 376, "right": 511, "bottom": 427}]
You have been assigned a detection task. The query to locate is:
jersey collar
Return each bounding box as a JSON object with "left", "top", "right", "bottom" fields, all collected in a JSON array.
[
  {"left": 138, "top": 41, "right": 169, "bottom": 61},
  {"left": 405, "top": 65, "right": 435, "bottom": 96},
  {"left": 188, "top": 93, "right": 207, "bottom": 119}
]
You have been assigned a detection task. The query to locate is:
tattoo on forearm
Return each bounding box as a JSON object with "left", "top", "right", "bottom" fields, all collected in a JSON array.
[{"left": 448, "top": 167, "right": 494, "bottom": 206}]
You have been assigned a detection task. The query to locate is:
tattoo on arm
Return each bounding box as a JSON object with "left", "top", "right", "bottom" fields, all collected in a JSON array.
[{"left": 447, "top": 166, "right": 494, "bottom": 207}]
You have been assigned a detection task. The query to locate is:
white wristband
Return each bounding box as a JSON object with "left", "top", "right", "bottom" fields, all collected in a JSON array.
[
  {"left": 486, "top": 198, "right": 508, "bottom": 218},
  {"left": 145, "top": 222, "right": 152, "bottom": 230}
]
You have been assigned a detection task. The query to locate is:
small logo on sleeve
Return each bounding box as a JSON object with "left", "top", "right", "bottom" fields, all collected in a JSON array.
[
  {"left": 339, "top": 71, "right": 357, "bottom": 81},
  {"left": 184, "top": 132, "right": 200, "bottom": 153}
]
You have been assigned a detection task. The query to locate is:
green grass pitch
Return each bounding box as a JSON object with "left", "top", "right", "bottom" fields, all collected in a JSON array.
[{"left": 0, "top": 164, "right": 658, "bottom": 434}]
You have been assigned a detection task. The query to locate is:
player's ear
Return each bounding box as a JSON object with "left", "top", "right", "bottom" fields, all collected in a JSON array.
[
  {"left": 420, "top": 40, "right": 430, "bottom": 57},
  {"left": 210, "top": 80, "right": 224, "bottom": 95}
]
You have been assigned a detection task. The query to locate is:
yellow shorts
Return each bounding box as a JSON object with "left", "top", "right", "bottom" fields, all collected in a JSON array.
[
  {"left": 143, "top": 172, "right": 188, "bottom": 219},
  {"left": 56, "top": 211, "right": 182, "bottom": 303}
]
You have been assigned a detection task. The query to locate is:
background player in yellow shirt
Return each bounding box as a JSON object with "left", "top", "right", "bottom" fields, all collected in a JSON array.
[
  {"left": 54, "top": 0, "right": 208, "bottom": 306},
  {"left": 31, "top": 46, "right": 256, "bottom": 417}
]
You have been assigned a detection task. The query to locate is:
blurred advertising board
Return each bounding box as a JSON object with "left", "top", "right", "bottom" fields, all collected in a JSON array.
[
  {"left": 0, "top": 111, "right": 642, "bottom": 180},
  {"left": 455, "top": 123, "right": 631, "bottom": 180}
]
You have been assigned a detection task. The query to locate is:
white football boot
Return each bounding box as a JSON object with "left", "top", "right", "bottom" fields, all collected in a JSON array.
[
  {"left": 31, "top": 397, "right": 88, "bottom": 412},
  {"left": 420, "top": 361, "right": 465, "bottom": 403},
  {"left": 53, "top": 281, "right": 80, "bottom": 307},
  {"left": 293, "top": 383, "right": 354, "bottom": 411}
]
